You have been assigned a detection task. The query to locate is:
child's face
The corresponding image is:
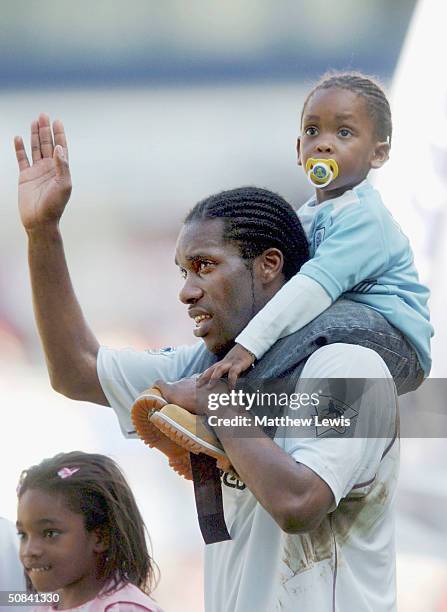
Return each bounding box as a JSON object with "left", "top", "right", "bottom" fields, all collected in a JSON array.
[
  {"left": 298, "top": 87, "right": 389, "bottom": 202},
  {"left": 17, "top": 488, "right": 107, "bottom": 605}
]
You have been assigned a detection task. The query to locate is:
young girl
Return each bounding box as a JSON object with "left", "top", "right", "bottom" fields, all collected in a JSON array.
[
  {"left": 198, "top": 70, "right": 433, "bottom": 389},
  {"left": 16, "top": 451, "right": 163, "bottom": 612}
]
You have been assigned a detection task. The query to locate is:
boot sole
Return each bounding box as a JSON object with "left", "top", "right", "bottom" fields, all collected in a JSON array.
[
  {"left": 131, "top": 388, "right": 192, "bottom": 480},
  {"left": 151, "top": 409, "right": 232, "bottom": 473}
]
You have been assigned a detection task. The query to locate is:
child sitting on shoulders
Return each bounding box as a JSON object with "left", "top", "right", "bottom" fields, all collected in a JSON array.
[{"left": 199, "top": 71, "right": 433, "bottom": 390}]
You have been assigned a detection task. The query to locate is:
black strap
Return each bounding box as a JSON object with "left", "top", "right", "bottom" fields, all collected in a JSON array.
[{"left": 190, "top": 453, "right": 231, "bottom": 544}]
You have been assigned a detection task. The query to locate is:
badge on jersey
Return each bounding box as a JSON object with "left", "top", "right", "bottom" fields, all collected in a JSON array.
[
  {"left": 314, "top": 395, "right": 359, "bottom": 437},
  {"left": 314, "top": 226, "right": 326, "bottom": 251},
  {"left": 146, "top": 346, "right": 176, "bottom": 355}
]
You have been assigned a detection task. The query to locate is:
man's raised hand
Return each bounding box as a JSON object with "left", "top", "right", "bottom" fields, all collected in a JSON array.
[{"left": 15, "top": 114, "right": 72, "bottom": 231}]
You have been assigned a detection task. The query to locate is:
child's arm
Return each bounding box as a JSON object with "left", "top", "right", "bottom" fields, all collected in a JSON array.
[
  {"left": 198, "top": 276, "right": 330, "bottom": 387},
  {"left": 236, "top": 274, "right": 331, "bottom": 356},
  {"left": 198, "top": 198, "right": 390, "bottom": 387}
]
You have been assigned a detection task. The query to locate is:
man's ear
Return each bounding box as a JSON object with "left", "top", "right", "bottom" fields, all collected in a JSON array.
[
  {"left": 370, "top": 141, "right": 390, "bottom": 169},
  {"left": 257, "top": 248, "right": 284, "bottom": 284},
  {"left": 296, "top": 137, "right": 302, "bottom": 166},
  {"left": 92, "top": 527, "right": 109, "bottom": 554}
]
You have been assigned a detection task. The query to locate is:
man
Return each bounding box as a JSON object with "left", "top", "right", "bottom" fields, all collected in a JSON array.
[{"left": 15, "top": 115, "right": 399, "bottom": 611}]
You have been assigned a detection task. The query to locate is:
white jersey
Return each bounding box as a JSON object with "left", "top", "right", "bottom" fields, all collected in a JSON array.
[
  {"left": 97, "top": 342, "right": 204, "bottom": 437},
  {"left": 97, "top": 342, "right": 399, "bottom": 612}
]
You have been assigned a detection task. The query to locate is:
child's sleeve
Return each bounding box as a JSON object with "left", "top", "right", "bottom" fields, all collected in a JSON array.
[
  {"left": 298, "top": 200, "right": 390, "bottom": 301},
  {"left": 236, "top": 273, "right": 331, "bottom": 358},
  {"left": 236, "top": 202, "right": 389, "bottom": 360}
]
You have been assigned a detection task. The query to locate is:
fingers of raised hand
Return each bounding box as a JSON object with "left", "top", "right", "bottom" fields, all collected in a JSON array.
[
  {"left": 14, "top": 136, "right": 30, "bottom": 171},
  {"left": 30, "top": 120, "right": 42, "bottom": 163},
  {"left": 53, "top": 146, "right": 71, "bottom": 186},
  {"left": 27, "top": 114, "right": 66, "bottom": 165},
  {"left": 38, "top": 113, "right": 54, "bottom": 159},
  {"left": 53, "top": 119, "right": 69, "bottom": 161}
]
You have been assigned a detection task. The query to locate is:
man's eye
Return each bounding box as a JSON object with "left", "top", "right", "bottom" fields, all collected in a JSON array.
[
  {"left": 197, "top": 261, "right": 213, "bottom": 273},
  {"left": 179, "top": 268, "right": 187, "bottom": 279},
  {"left": 304, "top": 126, "right": 318, "bottom": 136},
  {"left": 17, "top": 531, "right": 26, "bottom": 540},
  {"left": 338, "top": 128, "right": 352, "bottom": 138}
]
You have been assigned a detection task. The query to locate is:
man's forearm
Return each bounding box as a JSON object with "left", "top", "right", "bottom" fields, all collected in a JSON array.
[
  {"left": 212, "top": 405, "right": 333, "bottom": 533},
  {"left": 153, "top": 378, "right": 335, "bottom": 532},
  {"left": 27, "top": 223, "right": 107, "bottom": 404}
]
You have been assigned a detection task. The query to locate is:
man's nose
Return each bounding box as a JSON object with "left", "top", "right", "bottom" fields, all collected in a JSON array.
[{"left": 179, "top": 276, "right": 203, "bottom": 304}]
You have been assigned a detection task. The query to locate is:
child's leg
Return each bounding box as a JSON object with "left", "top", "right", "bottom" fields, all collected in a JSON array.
[
  {"left": 357, "top": 328, "right": 424, "bottom": 395},
  {"left": 395, "top": 338, "right": 425, "bottom": 394},
  {"left": 305, "top": 300, "right": 426, "bottom": 396}
]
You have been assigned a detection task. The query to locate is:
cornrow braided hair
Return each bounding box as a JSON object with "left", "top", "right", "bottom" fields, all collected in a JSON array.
[
  {"left": 302, "top": 71, "right": 392, "bottom": 145},
  {"left": 185, "top": 186, "right": 309, "bottom": 280},
  {"left": 18, "top": 451, "right": 158, "bottom": 595}
]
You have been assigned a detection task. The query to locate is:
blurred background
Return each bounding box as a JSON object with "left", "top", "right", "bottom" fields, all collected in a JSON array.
[{"left": 1, "top": 1, "right": 446, "bottom": 610}]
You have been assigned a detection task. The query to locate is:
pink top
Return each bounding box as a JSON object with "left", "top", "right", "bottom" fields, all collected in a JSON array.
[{"left": 34, "top": 582, "right": 163, "bottom": 612}]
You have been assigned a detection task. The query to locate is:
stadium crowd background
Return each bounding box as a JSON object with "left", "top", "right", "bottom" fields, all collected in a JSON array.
[{"left": 1, "top": 1, "right": 446, "bottom": 609}]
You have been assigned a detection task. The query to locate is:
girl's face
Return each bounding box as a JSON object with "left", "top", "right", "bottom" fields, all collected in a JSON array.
[
  {"left": 17, "top": 488, "right": 107, "bottom": 608},
  {"left": 298, "top": 87, "right": 389, "bottom": 202}
]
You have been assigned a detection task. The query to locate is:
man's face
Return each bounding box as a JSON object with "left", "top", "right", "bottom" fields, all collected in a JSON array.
[
  {"left": 299, "top": 87, "right": 384, "bottom": 202},
  {"left": 175, "top": 219, "right": 257, "bottom": 355}
]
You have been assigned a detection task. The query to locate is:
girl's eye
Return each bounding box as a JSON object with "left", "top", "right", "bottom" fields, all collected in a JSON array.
[
  {"left": 338, "top": 128, "right": 352, "bottom": 138},
  {"left": 17, "top": 531, "right": 26, "bottom": 540},
  {"left": 43, "top": 529, "right": 60, "bottom": 539},
  {"left": 179, "top": 267, "right": 187, "bottom": 279},
  {"left": 304, "top": 126, "right": 318, "bottom": 136}
]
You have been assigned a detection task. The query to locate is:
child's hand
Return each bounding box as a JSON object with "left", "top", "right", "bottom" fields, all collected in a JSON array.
[{"left": 197, "top": 344, "right": 256, "bottom": 389}]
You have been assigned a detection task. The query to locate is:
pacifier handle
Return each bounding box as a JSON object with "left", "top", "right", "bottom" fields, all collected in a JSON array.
[
  {"left": 305, "top": 158, "right": 339, "bottom": 189},
  {"left": 307, "top": 168, "right": 334, "bottom": 189}
]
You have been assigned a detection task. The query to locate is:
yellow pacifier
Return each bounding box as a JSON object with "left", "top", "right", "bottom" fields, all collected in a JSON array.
[{"left": 305, "top": 158, "right": 339, "bottom": 188}]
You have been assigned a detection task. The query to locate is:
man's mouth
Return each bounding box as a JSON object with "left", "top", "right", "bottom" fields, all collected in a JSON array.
[
  {"left": 192, "top": 314, "right": 213, "bottom": 337},
  {"left": 194, "top": 314, "right": 211, "bottom": 326}
]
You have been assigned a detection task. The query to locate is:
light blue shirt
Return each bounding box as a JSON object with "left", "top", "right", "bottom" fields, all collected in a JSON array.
[{"left": 297, "top": 180, "right": 433, "bottom": 374}]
